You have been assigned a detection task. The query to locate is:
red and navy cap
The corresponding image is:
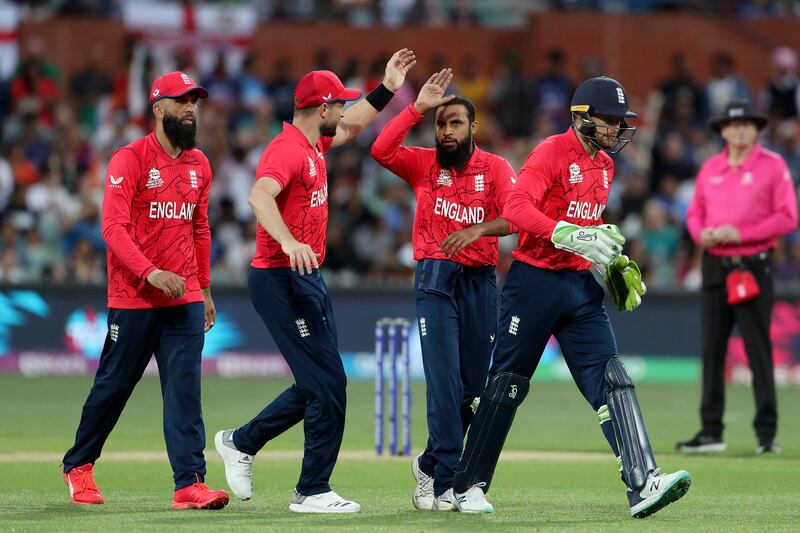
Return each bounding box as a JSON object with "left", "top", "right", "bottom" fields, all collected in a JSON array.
[
  {"left": 294, "top": 70, "right": 361, "bottom": 109},
  {"left": 149, "top": 71, "right": 208, "bottom": 105}
]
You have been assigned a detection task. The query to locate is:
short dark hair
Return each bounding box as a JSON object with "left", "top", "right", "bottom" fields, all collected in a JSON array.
[{"left": 438, "top": 96, "right": 476, "bottom": 123}]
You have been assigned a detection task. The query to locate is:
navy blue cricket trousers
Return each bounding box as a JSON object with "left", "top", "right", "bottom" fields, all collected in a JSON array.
[
  {"left": 233, "top": 267, "right": 346, "bottom": 496},
  {"left": 491, "top": 261, "right": 620, "bottom": 454},
  {"left": 415, "top": 259, "right": 497, "bottom": 496},
  {"left": 63, "top": 303, "right": 207, "bottom": 490}
]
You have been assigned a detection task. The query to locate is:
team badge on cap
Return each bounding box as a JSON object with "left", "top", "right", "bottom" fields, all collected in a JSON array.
[{"left": 149, "top": 71, "right": 209, "bottom": 105}]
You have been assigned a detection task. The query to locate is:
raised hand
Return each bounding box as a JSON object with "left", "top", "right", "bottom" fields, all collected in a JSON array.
[
  {"left": 382, "top": 48, "right": 417, "bottom": 92},
  {"left": 414, "top": 68, "right": 455, "bottom": 115}
]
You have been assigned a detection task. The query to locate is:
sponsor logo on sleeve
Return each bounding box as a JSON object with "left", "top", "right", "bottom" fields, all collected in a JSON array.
[{"left": 109, "top": 175, "right": 124, "bottom": 189}]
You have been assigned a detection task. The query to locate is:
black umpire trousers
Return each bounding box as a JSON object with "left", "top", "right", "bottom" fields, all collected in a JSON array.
[{"left": 700, "top": 252, "right": 776, "bottom": 444}]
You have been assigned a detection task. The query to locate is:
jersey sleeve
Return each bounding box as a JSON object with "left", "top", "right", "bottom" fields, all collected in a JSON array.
[
  {"left": 255, "top": 142, "right": 303, "bottom": 190},
  {"left": 101, "top": 148, "right": 157, "bottom": 280},
  {"left": 738, "top": 158, "right": 798, "bottom": 242},
  {"left": 194, "top": 156, "right": 212, "bottom": 288},
  {"left": 502, "top": 142, "right": 559, "bottom": 238},
  {"left": 370, "top": 103, "right": 426, "bottom": 186},
  {"left": 493, "top": 158, "right": 519, "bottom": 234}
]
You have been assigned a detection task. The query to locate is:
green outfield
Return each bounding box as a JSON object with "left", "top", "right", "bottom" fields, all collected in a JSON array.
[{"left": 0, "top": 375, "right": 798, "bottom": 532}]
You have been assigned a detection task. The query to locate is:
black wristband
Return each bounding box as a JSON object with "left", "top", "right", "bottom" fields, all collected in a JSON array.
[{"left": 365, "top": 83, "right": 395, "bottom": 111}]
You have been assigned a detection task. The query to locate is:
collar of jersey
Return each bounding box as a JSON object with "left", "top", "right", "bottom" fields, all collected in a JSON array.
[
  {"left": 720, "top": 143, "right": 762, "bottom": 172},
  {"left": 566, "top": 127, "right": 611, "bottom": 164},
  {"left": 148, "top": 132, "right": 187, "bottom": 162},
  {"left": 282, "top": 122, "right": 318, "bottom": 151}
]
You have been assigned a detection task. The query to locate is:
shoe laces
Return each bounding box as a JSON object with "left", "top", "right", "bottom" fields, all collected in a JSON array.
[
  {"left": 415, "top": 462, "right": 433, "bottom": 497},
  {"left": 191, "top": 482, "right": 211, "bottom": 491},
  {"left": 74, "top": 466, "right": 99, "bottom": 494},
  {"left": 417, "top": 475, "right": 433, "bottom": 497}
]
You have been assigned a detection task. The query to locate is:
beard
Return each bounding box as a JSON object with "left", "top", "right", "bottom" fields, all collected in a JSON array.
[
  {"left": 319, "top": 120, "right": 338, "bottom": 138},
  {"left": 163, "top": 113, "right": 197, "bottom": 150},
  {"left": 435, "top": 135, "right": 474, "bottom": 170}
]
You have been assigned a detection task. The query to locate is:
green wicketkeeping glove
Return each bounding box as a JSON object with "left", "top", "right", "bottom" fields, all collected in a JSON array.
[
  {"left": 603, "top": 255, "right": 647, "bottom": 312},
  {"left": 551, "top": 221, "right": 625, "bottom": 266}
]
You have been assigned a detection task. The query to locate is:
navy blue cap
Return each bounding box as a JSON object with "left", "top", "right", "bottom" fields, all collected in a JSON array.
[{"left": 570, "top": 76, "right": 637, "bottom": 119}]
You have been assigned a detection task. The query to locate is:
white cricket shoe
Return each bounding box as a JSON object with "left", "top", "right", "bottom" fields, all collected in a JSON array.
[
  {"left": 628, "top": 469, "right": 692, "bottom": 518},
  {"left": 454, "top": 483, "right": 494, "bottom": 514},
  {"left": 289, "top": 490, "right": 361, "bottom": 513},
  {"left": 433, "top": 488, "right": 457, "bottom": 512},
  {"left": 411, "top": 453, "right": 435, "bottom": 511},
  {"left": 214, "top": 429, "right": 253, "bottom": 500}
]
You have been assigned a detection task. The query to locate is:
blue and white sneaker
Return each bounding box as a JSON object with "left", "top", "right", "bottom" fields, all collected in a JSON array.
[{"left": 628, "top": 469, "right": 691, "bottom": 518}]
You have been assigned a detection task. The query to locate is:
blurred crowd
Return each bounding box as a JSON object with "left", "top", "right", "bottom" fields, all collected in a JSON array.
[
  {"left": 1, "top": 30, "right": 800, "bottom": 291},
  {"left": 11, "top": 0, "right": 800, "bottom": 24}
]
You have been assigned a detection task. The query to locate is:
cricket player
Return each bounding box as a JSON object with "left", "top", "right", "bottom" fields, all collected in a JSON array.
[
  {"left": 450, "top": 77, "right": 692, "bottom": 518},
  {"left": 214, "top": 49, "right": 417, "bottom": 513},
  {"left": 62, "top": 71, "right": 229, "bottom": 509},
  {"left": 371, "top": 68, "right": 516, "bottom": 511}
]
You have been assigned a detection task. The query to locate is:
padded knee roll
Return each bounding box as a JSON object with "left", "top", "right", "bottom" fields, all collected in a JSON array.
[
  {"left": 605, "top": 357, "right": 657, "bottom": 491},
  {"left": 453, "top": 372, "right": 529, "bottom": 494}
]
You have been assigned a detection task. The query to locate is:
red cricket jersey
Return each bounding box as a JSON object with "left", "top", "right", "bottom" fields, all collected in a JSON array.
[
  {"left": 251, "top": 123, "right": 335, "bottom": 269},
  {"left": 371, "top": 104, "right": 517, "bottom": 267},
  {"left": 504, "top": 128, "right": 614, "bottom": 271},
  {"left": 102, "top": 132, "right": 211, "bottom": 308}
]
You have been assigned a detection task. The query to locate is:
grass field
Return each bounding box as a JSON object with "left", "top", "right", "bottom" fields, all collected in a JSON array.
[{"left": 1, "top": 375, "right": 798, "bottom": 532}]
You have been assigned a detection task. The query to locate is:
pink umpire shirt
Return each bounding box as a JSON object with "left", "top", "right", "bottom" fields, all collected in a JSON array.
[{"left": 686, "top": 143, "right": 798, "bottom": 257}]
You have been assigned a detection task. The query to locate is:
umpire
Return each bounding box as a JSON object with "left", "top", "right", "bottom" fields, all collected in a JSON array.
[{"left": 681, "top": 100, "right": 798, "bottom": 454}]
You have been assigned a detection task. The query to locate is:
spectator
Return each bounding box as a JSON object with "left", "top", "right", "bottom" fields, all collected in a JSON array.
[
  {"left": 69, "top": 47, "right": 113, "bottom": 131},
  {"left": 640, "top": 199, "right": 681, "bottom": 287},
  {"left": 534, "top": 48, "right": 574, "bottom": 132},
  {"left": 658, "top": 52, "right": 707, "bottom": 128},
  {"left": 762, "top": 46, "right": 800, "bottom": 121},
  {"left": 489, "top": 53, "right": 537, "bottom": 138},
  {"left": 706, "top": 51, "right": 752, "bottom": 117}
]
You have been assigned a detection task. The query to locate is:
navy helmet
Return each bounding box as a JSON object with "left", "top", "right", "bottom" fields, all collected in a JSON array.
[
  {"left": 570, "top": 76, "right": 637, "bottom": 154},
  {"left": 570, "top": 76, "right": 638, "bottom": 119}
]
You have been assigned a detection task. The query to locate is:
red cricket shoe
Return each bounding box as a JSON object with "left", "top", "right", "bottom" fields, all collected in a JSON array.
[
  {"left": 63, "top": 464, "right": 105, "bottom": 505},
  {"left": 172, "top": 481, "right": 229, "bottom": 510}
]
